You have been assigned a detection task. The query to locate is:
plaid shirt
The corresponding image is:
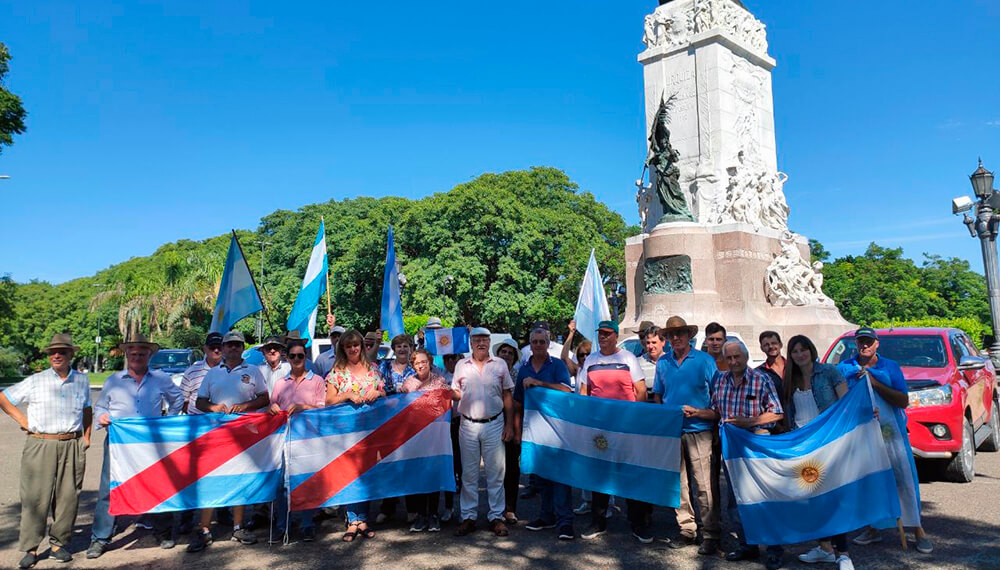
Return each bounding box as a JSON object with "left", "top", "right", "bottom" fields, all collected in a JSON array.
[
  {"left": 711, "top": 366, "right": 783, "bottom": 430},
  {"left": 3, "top": 368, "right": 91, "bottom": 434}
]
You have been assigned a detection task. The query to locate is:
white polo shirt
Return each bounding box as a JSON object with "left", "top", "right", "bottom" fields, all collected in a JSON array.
[
  {"left": 453, "top": 356, "right": 514, "bottom": 420},
  {"left": 198, "top": 361, "right": 268, "bottom": 409}
]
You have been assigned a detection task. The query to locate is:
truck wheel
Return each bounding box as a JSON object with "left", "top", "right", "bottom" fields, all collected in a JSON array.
[
  {"left": 945, "top": 419, "right": 976, "bottom": 482},
  {"left": 979, "top": 396, "right": 1000, "bottom": 452}
]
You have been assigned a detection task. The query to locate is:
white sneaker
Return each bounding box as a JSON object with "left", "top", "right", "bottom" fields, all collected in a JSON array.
[
  {"left": 573, "top": 501, "right": 591, "bottom": 515},
  {"left": 799, "top": 546, "right": 836, "bottom": 564},
  {"left": 836, "top": 555, "right": 855, "bottom": 570}
]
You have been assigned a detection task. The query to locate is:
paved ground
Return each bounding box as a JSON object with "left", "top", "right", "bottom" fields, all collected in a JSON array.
[{"left": 0, "top": 389, "right": 998, "bottom": 569}]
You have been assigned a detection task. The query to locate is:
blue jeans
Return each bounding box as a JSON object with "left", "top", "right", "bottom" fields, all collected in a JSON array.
[
  {"left": 273, "top": 486, "right": 315, "bottom": 532},
  {"left": 346, "top": 501, "right": 369, "bottom": 524},
  {"left": 537, "top": 478, "right": 573, "bottom": 528},
  {"left": 91, "top": 443, "right": 114, "bottom": 543}
]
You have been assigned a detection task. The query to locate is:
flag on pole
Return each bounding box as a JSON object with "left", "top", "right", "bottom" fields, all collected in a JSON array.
[
  {"left": 424, "top": 327, "right": 470, "bottom": 355},
  {"left": 286, "top": 220, "right": 329, "bottom": 347},
  {"left": 721, "top": 380, "right": 901, "bottom": 545},
  {"left": 209, "top": 232, "right": 264, "bottom": 334},
  {"left": 108, "top": 412, "right": 287, "bottom": 515},
  {"left": 380, "top": 226, "right": 405, "bottom": 338},
  {"left": 521, "top": 388, "right": 683, "bottom": 507},
  {"left": 287, "top": 390, "right": 455, "bottom": 511},
  {"left": 573, "top": 249, "right": 611, "bottom": 341}
]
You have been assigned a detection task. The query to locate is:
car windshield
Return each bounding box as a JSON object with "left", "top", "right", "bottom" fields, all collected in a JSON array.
[
  {"left": 149, "top": 351, "right": 190, "bottom": 369},
  {"left": 825, "top": 335, "right": 948, "bottom": 368}
]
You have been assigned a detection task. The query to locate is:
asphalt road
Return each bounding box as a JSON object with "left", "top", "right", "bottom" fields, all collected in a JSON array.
[{"left": 0, "top": 389, "right": 997, "bottom": 569}]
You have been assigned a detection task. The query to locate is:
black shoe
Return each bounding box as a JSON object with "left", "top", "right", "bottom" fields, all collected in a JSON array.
[
  {"left": 186, "top": 530, "right": 212, "bottom": 553},
  {"left": 18, "top": 552, "right": 38, "bottom": 569},
  {"left": 557, "top": 525, "right": 575, "bottom": 540},
  {"left": 581, "top": 523, "right": 607, "bottom": 540},
  {"left": 698, "top": 539, "right": 719, "bottom": 556},
  {"left": 667, "top": 534, "right": 698, "bottom": 549},
  {"left": 85, "top": 542, "right": 106, "bottom": 560},
  {"left": 725, "top": 546, "right": 760, "bottom": 561},
  {"left": 301, "top": 526, "right": 316, "bottom": 542},
  {"left": 631, "top": 525, "right": 653, "bottom": 544},
  {"left": 231, "top": 528, "right": 257, "bottom": 545},
  {"left": 50, "top": 548, "right": 72, "bottom": 563},
  {"left": 525, "top": 518, "right": 557, "bottom": 531},
  {"left": 764, "top": 551, "right": 783, "bottom": 570}
]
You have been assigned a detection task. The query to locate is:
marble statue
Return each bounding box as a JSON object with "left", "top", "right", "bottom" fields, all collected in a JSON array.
[
  {"left": 765, "top": 233, "right": 831, "bottom": 306},
  {"left": 646, "top": 97, "right": 695, "bottom": 223},
  {"left": 642, "top": 0, "right": 767, "bottom": 55}
]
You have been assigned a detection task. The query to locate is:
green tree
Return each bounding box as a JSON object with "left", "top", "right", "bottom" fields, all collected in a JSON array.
[{"left": 0, "top": 43, "right": 27, "bottom": 154}]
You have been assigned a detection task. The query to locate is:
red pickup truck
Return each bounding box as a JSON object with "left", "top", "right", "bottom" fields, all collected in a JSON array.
[{"left": 822, "top": 327, "right": 1000, "bottom": 482}]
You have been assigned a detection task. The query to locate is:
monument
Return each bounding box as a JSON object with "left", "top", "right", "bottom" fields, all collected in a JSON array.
[{"left": 625, "top": 0, "right": 852, "bottom": 358}]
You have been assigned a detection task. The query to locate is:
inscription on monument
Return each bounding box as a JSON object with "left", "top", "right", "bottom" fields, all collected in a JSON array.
[{"left": 644, "top": 255, "right": 694, "bottom": 294}]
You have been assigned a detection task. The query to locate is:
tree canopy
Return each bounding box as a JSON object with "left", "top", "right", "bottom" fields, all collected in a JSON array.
[{"left": 0, "top": 42, "right": 27, "bottom": 154}]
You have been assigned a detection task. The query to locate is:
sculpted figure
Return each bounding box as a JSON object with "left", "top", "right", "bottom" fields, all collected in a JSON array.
[{"left": 646, "top": 97, "right": 694, "bottom": 223}]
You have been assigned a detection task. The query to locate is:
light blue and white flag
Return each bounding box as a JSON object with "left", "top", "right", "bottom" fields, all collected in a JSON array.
[
  {"left": 721, "top": 381, "right": 901, "bottom": 545},
  {"left": 209, "top": 232, "right": 264, "bottom": 334},
  {"left": 522, "top": 388, "right": 682, "bottom": 507},
  {"left": 425, "top": 327, "right": 469, "bottom": 355},
  {"left": 286, "top": 220, "right": 328, "bottom": 347},
  {"left": 573, "top": 249, "right": 611, "bottom": 342},
  {"left": 380, "top": 226, "right": 405, "bottom": 339}
]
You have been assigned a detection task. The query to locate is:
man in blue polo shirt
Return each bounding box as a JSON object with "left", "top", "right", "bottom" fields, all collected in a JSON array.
[
  {"left": 514, "top": 328, "right": 575, "bottom": 541},
  {"left": 652, "top": 316, "right": 720, "bottom": 556}
]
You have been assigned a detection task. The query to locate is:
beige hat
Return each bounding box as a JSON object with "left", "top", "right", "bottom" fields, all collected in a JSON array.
[
  {"left": 120, "top": 332, "right": 161, "bottom": 353},
  {"left": 44, "top": 333, "right": 80, "bottom": 353},
  {"left": 662, "top": 316, "right": 698, "bottom": 337}
]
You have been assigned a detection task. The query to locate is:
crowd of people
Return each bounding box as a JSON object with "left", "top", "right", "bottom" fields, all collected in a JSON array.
[{"left": 0, "top": 314, "right": 933, "bottom": 570}]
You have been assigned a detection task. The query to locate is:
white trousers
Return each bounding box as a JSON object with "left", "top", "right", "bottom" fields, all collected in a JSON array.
[{"left": 459, "top": 417, "right": 506, "bottom": 522}]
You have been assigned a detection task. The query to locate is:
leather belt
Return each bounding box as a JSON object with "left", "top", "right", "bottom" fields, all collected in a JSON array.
[
  {"left": 28, "top": 431, "right": 82, "bottom": 441},
  {"left": 461, "top": 411, "right": 503, "bottom": 424}
]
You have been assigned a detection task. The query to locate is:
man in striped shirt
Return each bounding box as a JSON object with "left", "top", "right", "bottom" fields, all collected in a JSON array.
[{"left": 180, "top": 332, "right": 224, "bottom": 415}]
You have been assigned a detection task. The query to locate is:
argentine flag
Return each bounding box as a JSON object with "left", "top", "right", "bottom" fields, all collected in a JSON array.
[
  {"left": 721, "top": 381, "right": 901, "bottom": 545},
  {"left": 425, "top": 327, "right": 470, "bottom": 356},
  {"left": 573, "top": 249, "right": 611, "bottom": 341},
  {"left": 286, "top": 220, "right": 328, "bottom": 347},
  {"left": 209, "top": 232, "right": 264, "bottom": 334},
  {"left": 522, "top": 389, "right": 682, "bottom": 507},
  {"left": 380, "top": 226, "right": 405, "bottom": 338}
]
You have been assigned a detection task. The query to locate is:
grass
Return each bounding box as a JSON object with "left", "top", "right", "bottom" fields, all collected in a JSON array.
[{"left": 1, "top": 371, "right": 113, "bottom": 388}]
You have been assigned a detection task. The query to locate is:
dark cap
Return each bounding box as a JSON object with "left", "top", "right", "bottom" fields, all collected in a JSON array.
[
  {"left": 205, "top": 332, "right": 224, "bottom": 346},
  {"left": 854, "top": 327, "right": 879, "bottom": 340},
  {"left": 530, "top": 320, "right": 551, "bottom": 331},
  {"left": 597, "top": 320, "right": 619, "bottom": 334},
  {"left": 259, "top": 335, "right": 286, "bottom": 350}
]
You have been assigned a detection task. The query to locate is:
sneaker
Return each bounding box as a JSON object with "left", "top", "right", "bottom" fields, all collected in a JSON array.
[
  {"left": 852, "top": 528, "right": 882, "bottom": 545},
  {"left": 50, "top": 548, "right": 72, "bottom": 563},
  {"left": 667, "top": 534, "right": 698, "bottom": 549},
  {"left": 186, "top": 531, "right": 212, "bottom": 553},
  {"left": 301, "top": 526, "right": 316, "bottom": 542},
  {"left": 454, "top": 519, "right": 477, "bottom": 537},
  {"left": 85, "top": 541, "right": 107, "bottom": 559},
  {"left": 375, "top": 512, "right": 389, "bottom": 525},
  {"left": 557, "top": 525, "right": 575, "bottom": 541},
  {"left": 915, "top": 536, "right": 933, "bottom": 554},
  {"left": 428, "top": 515, "right": 441, "bottom": 532},
  {"left": 489, "top": 519, "right": 509, "bottom": 537},
  {"left": 799, "top": 546, "right": 836, "bottom": 564},
  {"left": 525, "top": 519, "right": 556, "bottom": 531},
  {"left": 632, "top": 525, "right": 653, "bottom": 544},
  {"left": 440, "top": 509, "right": 453, "bottom": 523},
  {"left": 581, "top": 523, "right": 606, "bottom": 540},
  {"left": 18, "top": 552, "right": 38, "bottom": 569},
  {"left": 158, "top": 535, "right": 176, "bottom": 549},
  {"left": 573, "top": 501, "right": 591, "bottom": 515},
  {"left": 836, "top": 555, "right": 856, "bottom": 570},
  {"left": 409, "top": 516, "right": 427, "bottom": 532},
  {"left": 231, "top": 528, "right": 257, "bottom": 545}
]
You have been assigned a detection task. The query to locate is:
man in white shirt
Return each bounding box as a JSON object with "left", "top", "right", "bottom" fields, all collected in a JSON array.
[
  {"left": 452, "top": 327, "right": 515, "bottom": 538},
  {"left": 257, "top": 335, "right": 291, "bottom": 394},
  {"left": 187, "top": 330, "right": 269, "bottom": 552}
]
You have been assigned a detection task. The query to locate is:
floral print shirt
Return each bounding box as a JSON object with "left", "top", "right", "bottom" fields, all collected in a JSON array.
[{"left": 327, "top": 363, "right": 385, "bottom": 401}]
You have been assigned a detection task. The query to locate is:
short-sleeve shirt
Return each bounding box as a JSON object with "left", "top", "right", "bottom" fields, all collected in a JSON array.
[
  {"left": 514, "top": 356, "right": 571, "bottom": 404},
  {"left": 711, "top": 367, "right": 783, "bottom": 430},
  {"left": 453, "top": 356, "right": 514, "bottom": 419},
  {"left": 180, "top": 360, "right": 217, "bottom": 415},
  {"left": 271, "top": 370, "right": 327, "bottom": 410},
  {"left": 653, "top": 348, "right": 718, "bottom": 433},
  {"left": 3, "top": 368, "right": 91, "bottom": 433},
  {"left": 327, "top": 364, "right": 385, "bottom": 401},
  {"left": 259, "top": 361, "right": 292, "bottom": 395},
  {"left": 577, "top": 349, "right": 645, "bottom": 402},
  {"left": 198, "top": 361, "right": 268, "bottom": 408}
]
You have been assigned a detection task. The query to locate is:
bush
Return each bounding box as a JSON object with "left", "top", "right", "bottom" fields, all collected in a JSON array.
[
  {"left": 0, "top": 346, "right": 22, "bottom": 376},
  {"left": 403, "top": 314, "right": 455, "bottom": 337},
  {"left": 869, "top": 317, "right": 992, "bottom": 350}
]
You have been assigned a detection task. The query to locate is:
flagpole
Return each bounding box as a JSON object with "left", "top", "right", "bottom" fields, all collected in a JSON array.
[
  {"left": 232, "top": 230, "right": 275, "bottom": 336},
  {"left": 323, "top": 216, "right": 332, "bottom": 316}
]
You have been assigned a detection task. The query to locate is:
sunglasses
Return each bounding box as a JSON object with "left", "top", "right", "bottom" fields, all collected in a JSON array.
[
  {"left": 288, "top": 353, "right": 306, "bottom": 360},
  {"left": 597, "top": 330, "right": 614, "bottom": 337},
  {"left": 48, "top": 349, "right": 71, "bottom": 356}
]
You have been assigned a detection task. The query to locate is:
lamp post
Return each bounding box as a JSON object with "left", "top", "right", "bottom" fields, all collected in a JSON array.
[
  {"left": 607, "top": 279, "right": 627, "bottom": 322},
  {"left": 954, "top": 159, "right": 1000, "bottom": 363}
]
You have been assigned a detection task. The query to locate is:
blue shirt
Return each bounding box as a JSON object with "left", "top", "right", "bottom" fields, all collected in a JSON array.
[
  {"left": 514, "top": 356, "right": 572, "bottom": 404},
  {"left": 94, "top": 369, "right": 184, "bottom": 429},
  {"left": 313, "top": 349, "right": 336, "bottom": 379},
  {"left": 653, "top": 349, "right": 718, "bottom": 433},
  {"left": 838, "top": 355, "right": 909, "bottom": 431},
  {"left": 378, "top": 360, "right": 416, "bottom": 395}
]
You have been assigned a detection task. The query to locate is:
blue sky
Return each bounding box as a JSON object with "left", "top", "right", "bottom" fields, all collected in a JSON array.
[{"left": 1, "top": 0, "right": 999, "bottom": 284}]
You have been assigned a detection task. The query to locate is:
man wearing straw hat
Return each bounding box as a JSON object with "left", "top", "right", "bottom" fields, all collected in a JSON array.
[
  {"left": 87, "top": 333, "right": 184, "bottom": 559},
  {"left": 0, "top": 334, "right": 92, "bottom": 568}
]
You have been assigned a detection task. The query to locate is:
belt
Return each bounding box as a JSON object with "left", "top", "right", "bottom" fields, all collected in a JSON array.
[
  {"left": 461, "top": 411, "right": 503, "bottom": 424},
  {"left": 28, "top": 431, "right": 82, "bottom": 441}
]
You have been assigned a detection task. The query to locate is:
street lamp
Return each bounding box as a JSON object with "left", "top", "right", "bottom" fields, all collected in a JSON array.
[
  {"left": 607, "top": 279, "right": 627, "bottom": 322},
  {"left": 953, "top": 159, "right": 1000, "bottom": 363}
]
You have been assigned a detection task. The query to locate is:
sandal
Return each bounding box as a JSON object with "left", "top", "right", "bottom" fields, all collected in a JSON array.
[
  {"left": 358, "top": 523, "right": 376, "bottom": 539},
  {"left": 342, "top": 524, "right": 360, "bottom": 542}
]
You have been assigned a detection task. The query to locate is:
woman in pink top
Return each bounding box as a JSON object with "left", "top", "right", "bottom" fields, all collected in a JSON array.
[{"left": 399, "top": 349, "right": 449, "bottom": 532}]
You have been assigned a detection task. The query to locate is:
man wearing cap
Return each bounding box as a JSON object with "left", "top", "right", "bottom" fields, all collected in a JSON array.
[
  {"left": 1, "top": 334, "right": 92, "bottom": 568},
  {"left": 577, "top": 320, "right": 652, "bottom": 543},
  {"left": 453, "top": 327, "right": 515, "bottom": 538},
  {"left": 187, "top": 330, "right": 270, "bottom": 552},
  {"left": 88, "top": 333, "right": 184, "bottom": 559},
  {"left": 180, "top": 332, "right": 224, "bottom": 415},
  {"left": 838, "top": 327, "right": 932, "bottom": 554},
  {"left": 652, "top": 316, "right": 721, "bottom": 555},
  {"left": 258, "top": 335, "right": 291, "bottom": 394}
]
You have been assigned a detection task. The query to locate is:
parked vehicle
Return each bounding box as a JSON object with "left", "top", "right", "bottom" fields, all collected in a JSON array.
[
  {"left": 822, "top": 327, "right": 1000, "bottom": 483},
  {"left": 150, "top": 348, "right": 199, "bottom": 387}
]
